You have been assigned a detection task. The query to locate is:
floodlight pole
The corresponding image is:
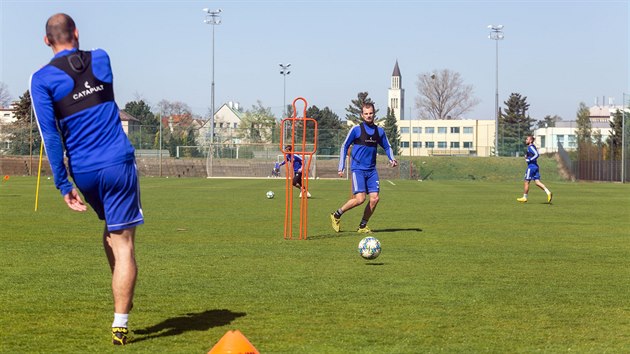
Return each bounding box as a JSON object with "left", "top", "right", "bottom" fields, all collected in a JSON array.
[
  {"left": 280, "top": 63, "right": 291, "bottom": 117},
  {"left": 488, "top": 25, "right": 504, "bottom": 156},
  {"left": 203, "top": 8, "right": 222, "bottom": 146}
]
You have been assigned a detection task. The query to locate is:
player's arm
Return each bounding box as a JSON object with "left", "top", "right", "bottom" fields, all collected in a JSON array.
[
  {"left": 338, "top": 127, "right": 358, "bottom": 176},
  {"left": 30, "top": 72, "right": 74, "bottom": 197},
  {"left": 379, "top": 127, "right": 398, "bottom": 167}
]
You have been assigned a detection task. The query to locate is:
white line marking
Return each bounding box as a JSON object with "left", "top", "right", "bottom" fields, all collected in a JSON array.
[{"left": 387, "top": 180, "right": 396, "bottom": 186}]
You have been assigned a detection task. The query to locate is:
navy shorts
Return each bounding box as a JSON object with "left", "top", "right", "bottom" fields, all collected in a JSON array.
[
  {"left": 351, "top": 169, "right": 380, "bottom": 194},
  {"left": 524, "top": 165, "right": 541, "bottom": 181},
  {"left": 73, "top": 160, "right": 144, "bottom": 232}
]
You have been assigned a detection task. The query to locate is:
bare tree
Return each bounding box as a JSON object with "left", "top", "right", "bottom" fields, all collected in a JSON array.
[
  {"left": 0, "top": 82, "right": 12, "bottom": 108},
  {"left": 415, "top": 69, "right": 480, "bottom": 119}
]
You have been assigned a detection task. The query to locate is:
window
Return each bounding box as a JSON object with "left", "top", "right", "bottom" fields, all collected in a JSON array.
[
  {"left": 412, "top": 141, "right": 422, "bottom": 148},
  {"left": 425, "top": 127, "right": 435, "bottom": 134},
  {"left": 463, "top": 141, "right": 474, "bottom": 149},
  {"left": 540, "top": 136, "right": 546, "bottom": 148},
  {"left": 450, "top": 127, "right": 460, "bottom": 134},
  {"left": 438, "top": 141, "right": 447, "bottom": 148},
  {"left": 425, "top": 141, "right": 435, "bottom": 148},
  {"left": 400, "top": 127, "right": 410, "bottom": 134},
  {"left": 412, "top": 127, "right": 421, "bottom": 134},
  {"left": 568, "top": 135, "right": 577, "bottom": 148},
  {"left": 463, "top": 127, "right": 473, "bottom": 134},
  {"left": 400, "top": 141, "right": 409, "bottom": 148},
  {"left": 557, "top": 135, "right": 565, "bottom": 146},
  {"left": 450, "top": 142, "right": 460, "bottom": 148},
  {"left": 438, "top": 127, "right": 447, "bottom": 134}
]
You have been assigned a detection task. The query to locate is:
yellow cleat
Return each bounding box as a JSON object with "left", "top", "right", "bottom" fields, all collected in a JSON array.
[
  {"left": 547, "top": 192, "right": 553, "bottom": 203},
  {"left": 112, "top": 327, "right": 129, "bottom": 345},
  {"left": 517, "top": 197, "right": 528, "bottom": 203},
  {"left": 330, "top": 214, "right": 340, "bottom": 232},
  {"left": 357, "top": 226, "right": 372, "bottom": 234}
]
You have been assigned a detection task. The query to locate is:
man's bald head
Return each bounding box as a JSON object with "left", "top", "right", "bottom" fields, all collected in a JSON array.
[{"left": 45, "top": 13, "right": 77, "bottom": 47}]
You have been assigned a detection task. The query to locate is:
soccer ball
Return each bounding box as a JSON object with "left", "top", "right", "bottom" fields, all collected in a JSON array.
[
  {"left": 358, "top": 236, "right": 381, "bottom": 260},
  {"left": 266, "top": 191, "right": 275, "bottom": 199}
]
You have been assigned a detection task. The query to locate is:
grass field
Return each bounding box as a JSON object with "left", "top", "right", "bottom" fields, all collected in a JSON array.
[{"left": 1, "top": 175, "right": 629, "bottom": 353}]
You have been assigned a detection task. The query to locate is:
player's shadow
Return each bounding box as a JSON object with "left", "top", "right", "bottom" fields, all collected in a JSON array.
[
  {"left": 376, "top": 228, "right": 423, "bottom": 233},
  {"left": 308, "top": 228, "right": 422, "bottom": 240},
  {"left": 132, "top": 309, "right": 246, "bottom": 343}
]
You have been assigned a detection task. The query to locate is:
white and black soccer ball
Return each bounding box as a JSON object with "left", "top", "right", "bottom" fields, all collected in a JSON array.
[
  {"left": 266, "top": 191, "right": 275, "bottom": 199},
  {"left": 358, "top": 236, "right": 381, "bottom": 260}
]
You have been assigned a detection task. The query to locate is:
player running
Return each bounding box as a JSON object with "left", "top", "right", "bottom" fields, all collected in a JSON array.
[
  {"left": 517, "top": 135, "right": 553, "bottom": 203},
  {"left": 330, "top": 102, "right": 397, "bottom": 233}
]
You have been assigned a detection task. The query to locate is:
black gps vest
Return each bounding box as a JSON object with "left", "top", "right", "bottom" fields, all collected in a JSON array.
[
  {"left": 48, "top": 50, "right": 115, "bottom": 120},
  {"left": 353, "top": 123, "right": 380, "bottom": 147}
]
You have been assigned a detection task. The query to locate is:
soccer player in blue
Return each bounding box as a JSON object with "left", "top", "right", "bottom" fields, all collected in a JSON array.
[
  {"left": 517, "top": 135, "right": 552, "bottom": 203},
  {"left": 278, "top": 145, "right": 311, "bottom": 198},
  {"left": 330, "top": 102, "right": 397, "bottom": 233},
  {"left": 31, "top": 13, "right": 142, "bottom": 345}
]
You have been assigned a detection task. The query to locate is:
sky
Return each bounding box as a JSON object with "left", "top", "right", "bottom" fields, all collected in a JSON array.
[{"left": 1, "top": 0, "right": 628, "bottom": 123}]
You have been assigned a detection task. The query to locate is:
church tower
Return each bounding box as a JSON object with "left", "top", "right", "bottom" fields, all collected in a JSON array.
[{"left": 388, "top": 60, "right": 405, "bottom": 120}]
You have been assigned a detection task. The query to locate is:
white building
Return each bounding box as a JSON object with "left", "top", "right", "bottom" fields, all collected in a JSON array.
[{"left": 534, "top": 105, "right": 627, "bottom": 154}]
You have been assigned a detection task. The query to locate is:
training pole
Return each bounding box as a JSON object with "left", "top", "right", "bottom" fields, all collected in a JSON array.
[
  {"left": 34, "top": 143, "right": 44, "bottom": 211},
  {"left": 280, "top": 97, "right": 318, "bottom": 240}
]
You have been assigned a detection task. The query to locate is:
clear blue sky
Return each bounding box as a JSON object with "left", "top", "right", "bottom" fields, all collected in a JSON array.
[{"left": 1, "top": 0, "right": 628, "bottom": 122}]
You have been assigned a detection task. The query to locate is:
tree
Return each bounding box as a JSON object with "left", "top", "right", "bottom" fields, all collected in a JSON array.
[
  {"left": 575, "top": 102, "right": 593, "bottom": 160},
  {"left": 415, "top": 69, "right": 480, "bottom": 120},
  {"left": 607, "top": 109, "right": 624, "bottom": 160},
  {"left": 345, "top": 92, "right": 378, "bottom": 124},
  {"left": 124, "top": 100, "right": 157, "bottom": 149},
  {"left": 238, "top": 101, "right": 277, "bottom": 143},
  {"left": 382, "top": 107, "right": 400, "bottom": 156},
  {"left": 0, "top": 82, "right": 12, "bottom": 108},
  {"left": 498, "top": 93, "right": 533, "bottom": 156},
  {"left": 306, "top": 105, "right": 347, "bottom": 155},
  {"left": 155, "top": 100, "right": 198, "bottom": 156},
  {"left": 6, "top": 90, "right": 40, "bottom": 155},
  {"left": 535, "top": 114, "right": 562, "bottom": 129}
]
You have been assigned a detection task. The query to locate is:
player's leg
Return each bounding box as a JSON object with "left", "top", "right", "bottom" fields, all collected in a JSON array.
[
  {"left": 518, "top": 168, "right": 531, "bottom": 202},
  {"left": 357, "top": 170, "right": 380, "bottom": 232},
  {"left": 534, "top": 179, "right": 552, "bottom": 203},
  {"left": 330, "top": 171, "right": 366, "bottom": 232},
  {"left": 100, "top": 161, "right": 143, "bottom": 345}
]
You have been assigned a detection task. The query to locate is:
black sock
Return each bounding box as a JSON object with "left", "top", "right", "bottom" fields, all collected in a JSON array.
[
  {"left": 333, "top": 209, "right": 343, "bottom": 219},
  {"left": 359, "top": 219, "right": 368, "bottom": 228}
]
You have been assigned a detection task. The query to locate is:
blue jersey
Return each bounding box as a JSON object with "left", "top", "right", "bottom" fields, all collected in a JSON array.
[
  {"left": 31, "top": 48, "right": 135, "bottom": 196},
  {"left": 525, "top": 144, "right": 539, "bottom": 167},
  {"left": 338, "top": 122, "right": 395, "bottom": 172},
  {"left": 280, "top": 153, "right": 303, "bottom": 172}
]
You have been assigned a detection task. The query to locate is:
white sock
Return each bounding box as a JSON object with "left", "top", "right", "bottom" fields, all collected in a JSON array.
[
  {"left": 112, "top": 313, "right": 128, "bottom": 328},
  {"left": 544, "top": 188, "right": 550, "bottom": 194},
  {"left": 523, "top": 194, "right": 528, "bottom": 199}
]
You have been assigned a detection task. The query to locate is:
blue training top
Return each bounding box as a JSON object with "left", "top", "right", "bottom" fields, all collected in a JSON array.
[
  {"left": 280, "top": 153, "right": 303, "bottom": 172},
  {"left": 31, "top": 48, "right": 135, "bottom": 196},
  {"left": 525, "top": 144, "right": 539, "bottom": 167},
  {"left": 338, "top": 122, "right": 395, "bottom": 172}
]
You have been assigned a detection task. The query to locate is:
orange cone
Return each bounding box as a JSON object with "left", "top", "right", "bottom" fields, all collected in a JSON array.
[{"left": 208, "top": 330, "right": 260, "bottom": 354}]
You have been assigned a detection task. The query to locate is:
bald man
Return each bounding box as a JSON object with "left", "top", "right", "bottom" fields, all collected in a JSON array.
[{"left": 31, "top": 13, "right": 142, "bottom": 345}]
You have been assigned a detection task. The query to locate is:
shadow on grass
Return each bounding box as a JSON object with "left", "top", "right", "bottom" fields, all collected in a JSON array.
[
  {"left": 132, "top": 309, "right": 246, "bottom": 343},
  {"left": 307, "top": 227, "right": 422, "bottom": 240}
]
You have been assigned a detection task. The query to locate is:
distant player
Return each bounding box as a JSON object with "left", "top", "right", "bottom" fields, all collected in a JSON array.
[
  {"left": 330, "top": 102, "right": 397, "bottom": 233},
  {"left": 517, "top": 135, "right": 552, "bottom": 203},
  {"left": 278, "top": 145, "right": 311, "bottom": 198},
  {"left": 31, "top": 13, "right": 142, "bottom": 345}
]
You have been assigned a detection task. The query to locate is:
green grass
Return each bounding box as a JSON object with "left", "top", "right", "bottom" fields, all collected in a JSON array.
[{"left": 1, "top": 176, "right": 630, "bottom": 353}]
